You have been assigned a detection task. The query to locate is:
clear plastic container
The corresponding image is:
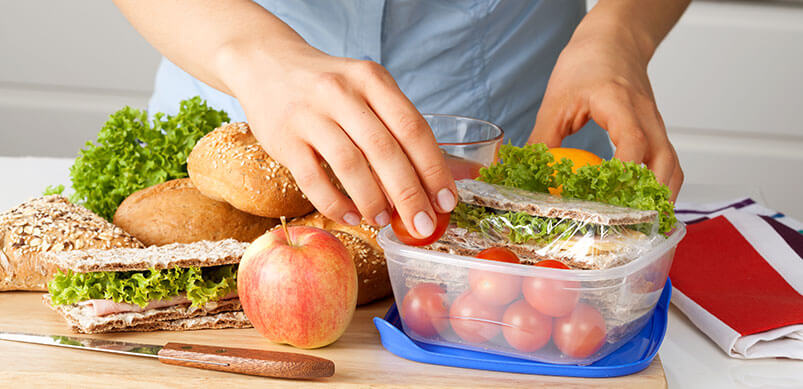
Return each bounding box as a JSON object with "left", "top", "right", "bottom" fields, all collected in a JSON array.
[{"left": 377, "top": 222, "right": 686, "bottom": 365}]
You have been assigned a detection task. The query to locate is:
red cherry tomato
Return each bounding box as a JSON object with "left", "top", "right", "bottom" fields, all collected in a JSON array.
[
  {"left": 449, "top": 291, "right": 504, "bottom": 344},
  {"left": 391, "top": 210, "right": 450, "bottom": 246},
  {"left": 501, "top": 300, "right": 552, "bottom": 352},
  {"left": 522, "top": 260, "right": 579, "bottom": 317},
  {"left": 553, "top": 303, "right": 607, "bottom": 359},
  {"left": 467, "top": 247, "right": 521, "bottom": 306},
  {"left": 443, "top": 153, "right": 485, "bottom": 180},
  {"left": 476, "top": 247, "right": 520, "bottom": 264},
  {"left": 534, "top": 259, "right": 569, "bottom": 269},
  {"left": 400, "top": 283, "right": 449, "bottom": 338},
  {"left": 468, "top": 269, "right": 521, "bottom": 307}
]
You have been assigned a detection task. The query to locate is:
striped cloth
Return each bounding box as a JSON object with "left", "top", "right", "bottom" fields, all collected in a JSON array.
[
  {"left": 675, "top": 197, "right": 803, "bottom": 233},
  {"left": 669, "top": 199, "right": 803, "bottom": 359}
]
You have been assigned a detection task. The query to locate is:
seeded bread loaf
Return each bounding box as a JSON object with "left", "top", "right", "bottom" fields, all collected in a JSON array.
[
  {"left": 113, "top": 178, "right": 279, "bottom": 246},
  {"left": 286, "top": 212, "right": 391, "bottom": 305},
  {"left": 0, "top": 196, "right": 144, "bottom": 291},
  {"left": 187, "top": 122, "right": 314, "bottom": 218}
]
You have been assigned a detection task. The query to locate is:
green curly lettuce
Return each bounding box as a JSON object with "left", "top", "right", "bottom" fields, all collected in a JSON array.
[
  {"left": 48, "top": 264, "right": 238, "bottom": 308},
  {"left": 43, "top": 184, "right": 65, "bottom": 196},
  {"left": 477, "top": 144, "right": 676, "bottom": 235},
  {"left": 555, "top": 159, "right": 676, "bottom": 235},
  {"left": 68, "top": 96, "right": 229, "bottom": 220},
  {"left": 451, "top": 203, "right": 595, "bottom": 245},
  {"left": 477, "top": 143, "right": 561, "bottom": 193}
]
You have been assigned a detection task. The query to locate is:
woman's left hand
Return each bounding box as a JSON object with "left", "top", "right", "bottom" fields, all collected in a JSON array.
[{"left": 528, "top": 27, "right": 683, "bottom": 200}]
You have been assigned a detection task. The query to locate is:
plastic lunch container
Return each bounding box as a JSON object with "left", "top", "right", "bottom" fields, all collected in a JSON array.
[{"left": 377, "top": 222, "right": 686, "bottom": 365}]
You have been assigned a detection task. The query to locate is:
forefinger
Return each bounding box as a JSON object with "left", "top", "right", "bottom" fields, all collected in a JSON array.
[{"left": 357, "top": 64, "right": 458, "bottom": 214}]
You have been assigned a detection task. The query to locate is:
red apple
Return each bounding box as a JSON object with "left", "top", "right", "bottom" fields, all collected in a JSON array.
[{"left": 238, "top": 224, "right": 358, "bottom": 349}]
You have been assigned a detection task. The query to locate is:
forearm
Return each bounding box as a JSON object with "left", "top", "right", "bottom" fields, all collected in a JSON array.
[
  {"left": 571, "top": 0, "right": 690, "bottom": 66},
  {"left": 113, "top": 0, "right": 313, "bottom": 95}
]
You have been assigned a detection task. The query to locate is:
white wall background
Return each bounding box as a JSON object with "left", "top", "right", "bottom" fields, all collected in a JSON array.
[{"left": 0, "top": 1, "right": 801, "bottom": 218}]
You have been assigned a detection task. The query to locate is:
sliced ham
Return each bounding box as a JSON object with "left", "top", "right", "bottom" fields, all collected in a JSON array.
[{"left": 82, "top": 291, "right": 238, "bottom": 317}]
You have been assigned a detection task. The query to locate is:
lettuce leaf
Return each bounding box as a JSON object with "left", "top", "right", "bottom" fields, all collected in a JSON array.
[
  {"left": 451, "top": 203, "right": 594, "bottom": 245},
  {"left": 48, "top": 265, "right": 238, "bottom": 308},
  {"left": 43, "top": 185, "right": 65, "bottom": 196},
  {"left": 556, "top": 159, "right": 676, "bottom": 235},
  {"left": 68, "top": 97, "right": 229, "bottom": 220},
  {"left": 477, "top": 144, "right": 676, "bottom": 235},
  {"left": 477, "top": 143, "right": 561, "bottom": 193}
]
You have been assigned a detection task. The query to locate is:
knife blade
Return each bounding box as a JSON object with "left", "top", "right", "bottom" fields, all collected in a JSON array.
[{"left": 0, "top": 331, "right": 334, "bottom": 379}]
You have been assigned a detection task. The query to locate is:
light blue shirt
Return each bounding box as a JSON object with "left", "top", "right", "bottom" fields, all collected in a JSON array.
[{"left": 149, "top": 0, "right": 613, "bottom": 158}]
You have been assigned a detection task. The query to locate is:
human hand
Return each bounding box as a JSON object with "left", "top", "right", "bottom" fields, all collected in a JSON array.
[
  {"left": 528, "top": 29, "right": 683, "bottom": 200},
  {"left": 221, "top": 45, "right": 456, "bottom": 238}
]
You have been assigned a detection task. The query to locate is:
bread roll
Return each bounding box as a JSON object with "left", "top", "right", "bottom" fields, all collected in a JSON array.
[
  {"left": 286, "top": 212, "right": 391, "bottom": 305},
  {"left": 0, "top": 196, "right": 144, "bottom": 291},
  {"left": 187, "top": 122, "right": 313, "bottom": 218},
  {"left": 113, "top": 179, "right": 278, "bottom": 246}
]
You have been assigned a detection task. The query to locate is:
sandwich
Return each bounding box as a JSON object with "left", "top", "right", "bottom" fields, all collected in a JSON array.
[
  {"left": 43, "top": 239, "right": 251, "bottom": 334},
  {"left": 429, "top": 179, "right": 662, "bottom": 270}
]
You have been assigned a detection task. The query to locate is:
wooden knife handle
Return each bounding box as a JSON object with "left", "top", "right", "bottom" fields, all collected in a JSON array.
[{"left": 157, "top": 342, "right": 334, "bottom": 379}]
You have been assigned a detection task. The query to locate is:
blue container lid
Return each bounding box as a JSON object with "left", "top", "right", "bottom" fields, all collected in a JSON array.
[{"left": 373, "top": 278, "right": 672, "bottom": 378}]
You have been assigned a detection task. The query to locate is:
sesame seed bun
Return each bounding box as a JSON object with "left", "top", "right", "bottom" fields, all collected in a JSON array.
[
  {"left": 285, "top": 212, "right": 391, "bottom": 305},
  {"left": 187, "top": 122, "right": 314, "bottom": 218}
]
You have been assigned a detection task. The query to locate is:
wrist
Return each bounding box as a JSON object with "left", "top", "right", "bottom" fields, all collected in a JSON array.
[
  {"left": 214, "top": 36, "right": 318, "bottom": 99},
  {"left": 569, "top": 14, "right": 656, "bottom": 69}
]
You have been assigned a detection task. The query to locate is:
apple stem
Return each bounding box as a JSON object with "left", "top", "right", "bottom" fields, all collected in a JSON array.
[{"left": 280, "top": 216, "right": 295, "bottom": 246}]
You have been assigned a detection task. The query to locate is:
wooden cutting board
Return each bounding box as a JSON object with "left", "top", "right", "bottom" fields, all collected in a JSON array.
[{"left": 0, "top": 292, "right": 666, "bottom": 388}]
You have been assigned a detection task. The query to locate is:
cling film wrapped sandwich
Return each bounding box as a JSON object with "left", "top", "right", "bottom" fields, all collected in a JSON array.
[{"left": 430, "top": 179, "right": 663, "bottom": 270}]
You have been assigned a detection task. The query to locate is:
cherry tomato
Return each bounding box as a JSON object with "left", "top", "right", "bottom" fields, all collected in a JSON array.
[
  {"left": 467, "top": 247, "right": 521, "bottom": 306},
  {"left": 449, "top": 291, "right": 504, "bottom": 344},
  {"left": 391, "top": 210, "right": 450, "bottom": 246},
  {"left": 533, "top": 259, "right": 569, "bottom": 269},
  {"left": 400, "top": 283, "right": 449, "bottom": 338},
  {"left": 501, "top": 299, "right": 552, "bottom": 352},
  {"left": 476, "top": 247, "right": 520, "bottom": 264},
  {"left": 468, "top": 269, "right": 521, "bottom": 307},
  {"left": 522, "top": 260, "right": 579, "bottom": 317},
  {"left": 443, "top": 153, "right": 485, "bottom": 180},
  {"left": 553, "top": 303, "right": 607, "bottom": 359}
]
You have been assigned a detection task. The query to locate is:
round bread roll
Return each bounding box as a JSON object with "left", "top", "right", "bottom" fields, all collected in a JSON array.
[
  {"left": 187, "top": 122, "right": 313, "bottom": 218},
  {"left": 286, "top": 212, "right": 391, "bottom": 306},
  {"left": 113, "top": 178, "right": 279, "bottom": 246}
]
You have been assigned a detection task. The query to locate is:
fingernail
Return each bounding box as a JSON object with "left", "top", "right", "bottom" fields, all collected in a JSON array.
[
  {"left": 436, "top": 188, "right": 456, "bottom": 211},
  {"left": 413, "top": 211, "right": 435, "bottom": 237},
  {"left": 343, "top": 212, "right": 361, "bottom": 226},
  {"left": 375, "top": 210, "right": 390, "bottom": 226}
]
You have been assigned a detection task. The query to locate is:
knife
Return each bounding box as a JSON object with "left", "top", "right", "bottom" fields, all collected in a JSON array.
[{"left": 0, "top": 331, "right": 334, "bottom": 379}]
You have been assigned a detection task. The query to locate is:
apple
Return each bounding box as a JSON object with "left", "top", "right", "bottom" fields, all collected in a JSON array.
[{"left": 238, "top": 222, "right": 358, "bottom": 349}]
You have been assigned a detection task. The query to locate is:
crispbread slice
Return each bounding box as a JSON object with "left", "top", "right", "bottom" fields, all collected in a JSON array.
[
  {"left": 456, "top": 179, "right": 657, "bottom": 225},
  {"left": 45, "top": 239, "right": 248, "bottom": 273},
  {"left": 120, "top": 311, "right": 251, "bottom": 332},
  {"left": 44, "top": 294, "right": 248, "bottom": 333}
]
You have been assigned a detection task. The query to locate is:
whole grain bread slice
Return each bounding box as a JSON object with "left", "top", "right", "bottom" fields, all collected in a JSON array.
[
  {"left": 45, "top": 239, "right": 248, "bottom": 273},
  {"left": 44, "top": 294, "right": 248, "bottom": 333},
  {"left": 456, "top": 179, "right": 657, "bottom": 225}
]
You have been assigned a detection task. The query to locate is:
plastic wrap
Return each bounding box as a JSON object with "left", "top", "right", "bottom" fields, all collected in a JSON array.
[{"left": 433, "top": 179, "right": 664, "bottom": 270}]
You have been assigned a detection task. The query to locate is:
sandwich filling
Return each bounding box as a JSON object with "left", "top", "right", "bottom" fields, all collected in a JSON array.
[{"left": 48, "top": 264, "right": 238, "bottom": 315}]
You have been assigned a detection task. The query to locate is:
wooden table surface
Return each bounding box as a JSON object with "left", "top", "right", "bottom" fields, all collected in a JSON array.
[{"left": 0, "top": 292, "right": 666, "bottom": 388}]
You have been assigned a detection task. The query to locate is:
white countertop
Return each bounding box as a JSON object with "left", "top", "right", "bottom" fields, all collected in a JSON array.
[{"left": 1, "top": 156, "right": 801, "bottom": 388}]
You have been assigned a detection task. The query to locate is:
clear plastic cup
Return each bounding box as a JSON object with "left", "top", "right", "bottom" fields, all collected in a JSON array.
[{"left": 424, "top": 114, "right": 504, "bottom": 180}]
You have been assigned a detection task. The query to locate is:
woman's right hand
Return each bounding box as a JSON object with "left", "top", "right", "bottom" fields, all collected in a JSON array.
[{"left": 220, "top": 44, "right": 457, "bottom": 238}]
